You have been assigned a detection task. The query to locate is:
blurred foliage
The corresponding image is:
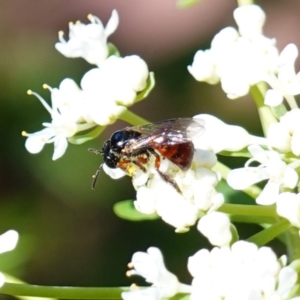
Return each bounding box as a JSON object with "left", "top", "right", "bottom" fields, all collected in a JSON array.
[{"left": 0, "top": 0, "right": 294, "bottom": 293}]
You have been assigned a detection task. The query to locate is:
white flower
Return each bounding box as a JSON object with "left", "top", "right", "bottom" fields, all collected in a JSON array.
[
  {"left": 233, "top": 4, "right": 266, "bottom": 37},
  {"left": 0, "top": 230, "right": 19, "bottom": 288},
  {"left": 55, "top": 10, "right": 119, "bottom": 66},
  {"left": 193, "top": 114, "right": 266, "bottom": 153},
  {"left": 197, "top": 212, "right": 232, "bottom": 247},
  {"left": 80, "top": 55, "right": 149, "bottom": 125},
  {"left": 23, "top": 80, "right": 89, "bottom": 160},
  {"left": 0, "top": 230, "right": 18, "bottom": 254},
  {"left": 134, "top": 173, "right": 199, "bottom": 232},
  {"left": 265, "top": 44, "right": 300, "bottom": 106},
  {"left": 188, "top": 240, "right": 298, "bottom": 300},
  {"left": 103, "top": 164, "right": 127, "bottom": 179},
  {"left": 123, "top": 247, "right": 191, "bottom": 300},
  {"left": 268, "top": 109, "right": 300, "bottom": 156},
  {"left": 277, "top": 192, "right": 300, "bottom": 230},
  {"left": 227, "top": 145, "right": 298, "bottom": 205},
  {"left": 187, "top": 50, "right": 219, "bottom": 84},
  {"left": 267, "top": 122, "right": 292, "bottom": 154},
  {"left": 188, "top": 5, "right": 279, "bottom": 99},
  {"left": 25, "top": 66, "right": 148, "bottom": 159}
]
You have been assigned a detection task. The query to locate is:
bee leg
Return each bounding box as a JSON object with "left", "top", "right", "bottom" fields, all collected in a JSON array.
[
  {"left": 132, "top": 154, "right": 150, "bottom": 172},
  {"left": 148, "top": 149, "right": 182, "bottom": 194},
  {"left": 133, "top": 160, "right": 147, "bottom": 172},
  {"left": 156, "top": 169, "right": 182, "bottom": 194},
  {"left": 117, "top": 160, "right": 131, "bottom": 173}
]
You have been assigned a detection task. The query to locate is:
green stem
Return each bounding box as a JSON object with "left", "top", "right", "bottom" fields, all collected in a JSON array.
[
  {"left": 0, "top": 283, "right": 128, "bottom": 299},
  {"left": 213, "top": 161, "right": 262, "bottom": 199},
  {"left": 284, "top": 227, "right": 300, "bottom": 261},
  {"left": 237, "top": 0, "right": 253, "bottom": 5},
  {"left": 230, "top": 215, "right": 276, "bottom": 224},
  {"left": 285, "top": 95, "right": 298, "bottom": 110},
  {"left": 176, "top": 0, "right": 203, "bottom": 8},
  {"left": 247, "top": 219, "right": 291, "bottom": 247},
  {"left": 250, "top": 84, "right": 277, "bottom": 136},
  {"left": 2, "top": 273, "right": 54, "bottom": 300},
  {"left": 68, "top": 126, "right": 105, "bottom": 145},
  {"left": 76, "top": 122, "right": 98, "bottom": 132},
  {"left": 218, "top": 203, "right": 277, "bottom": 217},
  {"left": 118, "top": 109, "right": 150, "bottom": 126}
]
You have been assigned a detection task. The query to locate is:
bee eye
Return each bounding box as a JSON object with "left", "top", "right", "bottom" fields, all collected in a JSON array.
[{"left": 102, "top": 140, "right": 111, "bottom": 156}]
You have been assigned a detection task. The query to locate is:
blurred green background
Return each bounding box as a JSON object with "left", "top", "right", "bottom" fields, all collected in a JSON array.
[{"left": 1, "top": 0, "right": 300, "bottom": 296}]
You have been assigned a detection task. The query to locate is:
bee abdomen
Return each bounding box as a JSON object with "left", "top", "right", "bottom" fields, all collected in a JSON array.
[{"left": 155, "top": 141, "right": 194, "bottom": 171}]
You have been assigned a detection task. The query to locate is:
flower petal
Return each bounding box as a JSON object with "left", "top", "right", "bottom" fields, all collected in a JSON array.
[
  {"left": 256, "top": 180, "right": 281, "bottom": 205},
  {"left": 198, "top": 212, "right": 232, "bottom": 247},
  {"left": 233, "top": 5, "right": 266, "bottom": 37},
  {"left": 276, "top": 192, "right": 300, "bottom": 227},
  {"left": 134, "top": 187, "right": 156, "bottom": 215},
  {"left": 0, "top": 230, "right": 19, "bottom": 254},
  {"left": 264, "top": 89, "right": 284, "bottom": 106},
  {"left": 227, "top": 167, "right": 267, "bottom": 190},
  {"left": 52, "top": 136, "right": 68, "bottom": 160},
  {"left": 104, "top": 10, "right": 119, "bottom": 37},
  {"left": 193, "top": 114, "right": 250, "bottom": 153},
  {"left": 188, "top": 50, "right": 219, "bottom": 84},
  {"left": 103, "top": 164, "right": 126, "bottom": 179}
]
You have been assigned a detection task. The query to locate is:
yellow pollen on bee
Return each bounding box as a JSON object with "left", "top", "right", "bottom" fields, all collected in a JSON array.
[{"left": 127, "top": 165, "right": 136, "bottom": 177}]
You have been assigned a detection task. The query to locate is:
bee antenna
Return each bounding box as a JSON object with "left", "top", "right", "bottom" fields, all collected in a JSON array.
[
  {"left": 91, "top": 163, "right": 104, "bottom": 189},
  {"left": 88, "top": 148, "right": 103, "bottom": 155}
]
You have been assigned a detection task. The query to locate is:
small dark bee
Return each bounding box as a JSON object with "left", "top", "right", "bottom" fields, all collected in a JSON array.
[{"left": 89, "top": 118, "right": 204, "bottom": 193}]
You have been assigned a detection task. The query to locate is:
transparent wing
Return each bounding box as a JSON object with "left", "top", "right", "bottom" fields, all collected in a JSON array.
[{"left": 124, "top": 118, "right": 205, "bottom": 151}]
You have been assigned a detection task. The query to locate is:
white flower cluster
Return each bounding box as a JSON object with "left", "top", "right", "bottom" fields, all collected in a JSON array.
[
  {"left": 227, "top": 145, "right": 299, "bottom": 205},
  {"left": 189, "top": 3, "right": 300, "bottom": 235},
  {"left": 55, "top": 10, "right": 119, "bottom": 67},
  {"left": 227, "top": 138, "right": 300, "bottom": 232},
  {"left": 129, "top": 115, "right": 257, "bottom": 235},
  {"left": 188, "top": 4, "right": 300, "bottom": 105},
  {"left": 132, "top": 148, "right": 223, "bottom": 233},
  {"left": 225, "top": 102, "right": 300, "bottom": 231},
  {"left": 105, "top": 131, "right": 226, "bottom": 234},
  {"left": 123, "top": 244, "right": 299, "bottom": 300},
  {"left": 105, "top": 114, "right": 266, "bottom": 243},
  {"left": 23, "top": 11, "right": 150, "bottom": 160},
  {"left": 188, "top": 241, "right": 298, "bottom": 300}
]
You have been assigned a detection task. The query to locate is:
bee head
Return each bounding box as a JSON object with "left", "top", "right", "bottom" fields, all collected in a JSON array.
[
  {"left": 101, "top": 140, "right": 119, "bottom": 168},
  {"left": 88, "top": 140, "right": 119, "bottom": 189}
]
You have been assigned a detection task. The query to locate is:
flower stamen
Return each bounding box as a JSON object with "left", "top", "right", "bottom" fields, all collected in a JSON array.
[{"left": 27, "top": 89, "right": 52, "bottom": 114}]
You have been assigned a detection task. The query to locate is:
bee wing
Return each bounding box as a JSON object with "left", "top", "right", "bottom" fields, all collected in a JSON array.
[{"left": 125, "top": 118, "right": 205, "bottom": 151}]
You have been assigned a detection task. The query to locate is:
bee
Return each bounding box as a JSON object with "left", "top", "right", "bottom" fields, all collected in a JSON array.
[{"left": 88, "top": 118, "right": 204, "bottom": 193}]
